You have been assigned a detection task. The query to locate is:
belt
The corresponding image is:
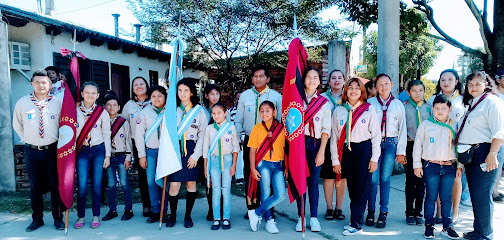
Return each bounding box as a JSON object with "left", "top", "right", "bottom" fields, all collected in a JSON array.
[
  {"left": 427, "top": 160, "right": 456, "bottom": 166},
  {"left": 25, "top": 142, "right": 57, "bottom": 151},
  {"left": 112, "top": 152, "right": 129, "bottom": 157}
]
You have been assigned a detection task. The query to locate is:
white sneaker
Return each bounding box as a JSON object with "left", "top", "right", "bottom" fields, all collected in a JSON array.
[
  {"left": 310, "top": 217, "right": 321, "bottom": 232},
  {"left": 342, "top": 226, "right": 362, "bottom": 236},
  {"left": 343, "top": 224, "right": 351, "bottom": 230},
  {"left": 248, "top": 210, "right": 260, "bottom": 232},
  {"left": 295, "top": 217, "right": 306, "bottom": 232},
  {"left": 265, "top": 219, "right": 279, "bottom": 234}
]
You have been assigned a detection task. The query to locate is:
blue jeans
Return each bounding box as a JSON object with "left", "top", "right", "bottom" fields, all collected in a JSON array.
[
  {"left": 368, "top": 137, "right": 397, "bottom": 213},
  {"left": 423, "top": 161, "right": 456, "bottom": 228},
  {"left": 209, "top": 154, "right": 233, "bottom": 220},
  {"left": 77, "top": 144, "right": 105, "bottom": 218},
  {"left": 297, "top": 137, "right": 322, "bottom": 218},
  {"left": 106, "top": 154, "right": 132, "bottom": 211},
  {"left": 254, "top": 160, "right": 286, "bottom": 221},
  {"left": 146, "top": 148, "right": 169, "bottom": 214},
  {"left": 465, "top": 143, "right": 504, "bottom": 240}
]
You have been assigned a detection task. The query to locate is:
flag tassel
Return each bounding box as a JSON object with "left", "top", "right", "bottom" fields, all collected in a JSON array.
[{"left": 159, "top": 176, "right": 168, "bottom": 230}]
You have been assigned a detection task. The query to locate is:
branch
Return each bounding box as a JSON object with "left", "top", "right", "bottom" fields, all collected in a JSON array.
[
  {"left": 464, "top": 0, "right": 492, "bottom": 55},
  {"left": 424, "top": 33, "right": 482, "bottom": 57}
]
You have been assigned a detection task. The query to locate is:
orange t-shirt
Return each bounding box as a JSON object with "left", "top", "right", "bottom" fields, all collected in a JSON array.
[{"left": 248, "top": 122, "right": 285, "bottom": 162}]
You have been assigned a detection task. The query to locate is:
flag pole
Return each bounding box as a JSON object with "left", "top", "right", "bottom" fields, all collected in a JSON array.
[
  {"left": 293, "top": 14, "right": 298, "bottom": 38},
  {"left": 301, "top": 196, "right": 305, "bottom": 239},
  {"left": 159, "top": 176, "right": 168, "bottom": 229},
  {"left": 64, "top": 209, "right": 69, "bottom": 235}
]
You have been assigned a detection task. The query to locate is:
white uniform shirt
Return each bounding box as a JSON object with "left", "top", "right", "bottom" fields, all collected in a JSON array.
[
  {"left": 323, "top": 90, "right": 343, "bottom": 113},
  {"left": 122, "top": 99, "right": 150, "bottom": 140},
  {"left": 413, "top": 118, "right": 458, "bottom": 169},
  {"left": 111, "top": 116, "right": 133, "bottom": 161},
  {"left": 235, "top": 87, "right": 282, "bottom": 136},
  {"left": 176, "top": 105, "right": 208, "bottom": 160},
  {"left": 368, "top": 96, "right": 408, "bottom": 155},
  {"left": 76, "top": 104, "right": 112, "bottom": 157},
  {"left": 428, "top": 93, "right": 466, "bottom": 123},
  {"left": 330, "top": 103, "right": 381, "bottom": 165},
  {"left": 13, "top": 95, "right": 62, "bottom": 146},
  {"left": 135, "top": 104, "right": 163, "bottom": 158},
  {"left": 303, "top": 92, "right": 332, "bottom": 138},
  {"left": 202, "top": 121, "right": 240, "bottom": 158},
  {"left": 403, "top": 100, "right": 432, "bottom": 141}
]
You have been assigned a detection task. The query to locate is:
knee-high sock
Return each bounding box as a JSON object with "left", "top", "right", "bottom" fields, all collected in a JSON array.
[
  {"left": 186, "top": 191, "right": 197, "bottom": 217},
  {"left": 169, "top": 194, "right": 179, "bottom": 220}
]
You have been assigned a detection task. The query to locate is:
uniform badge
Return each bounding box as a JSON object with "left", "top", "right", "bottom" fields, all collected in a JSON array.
[
  {"left": 193, "top": 119, "right": 197, "bottom": 123},
  {"left": 51, "top": 115, "right": 56, "bottom": 120},
  {"left": 248, "top": 107, "right": 251, "bottom": 112},
  {"left": 361, "top": 119, "right": 366, "bottom": 123},
  {"left": 28, "top": 114, "right": 32, "bottom": 120},
  {"left": 120, "top": 134, "right": 124, "bottom": 138},
  {"left": 226, "top": 138, "right": 230, "bottom": 142},
  {"left": 94, "top": 124, "right": 98, "bottom": 128},
  {"left": 340, "top": 120, "right": 344, "bottom": 125},
  {"left": 456, "top": 113, "right": 460, "bottom": 117},
  {"left": 227, "top": 130, "right": 232, "bottom": 134},
  {"left": 131, "top": 114, "right": 134, "bottom": 119},
  {"left": 190, "top": 135, "right": 194, "bottom": 138},
  {"left": 315, "top": 117, "right": 319, "bottom": 121},
  {"left": 430, "top": 137, "right": 435, "bottom": 143},
  {"left": 136, "top": 118, "right": 142, "bottom": 124},
  {"left": 394, "top": 117, "right": 398, "bottom": 121}
]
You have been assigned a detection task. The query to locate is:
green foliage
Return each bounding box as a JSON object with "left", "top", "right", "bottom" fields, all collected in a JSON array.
[{"left": 458, "top": 52, "right": 485, "bottom": 81}]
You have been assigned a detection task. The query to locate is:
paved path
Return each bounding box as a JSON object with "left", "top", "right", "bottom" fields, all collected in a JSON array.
[{"left": 1, "top": 174, "right": 503, "bottom": 240}]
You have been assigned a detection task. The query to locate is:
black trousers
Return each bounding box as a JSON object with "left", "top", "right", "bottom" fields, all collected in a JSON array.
[
  {"left": 24, "top": 143, "right": 64, "bottom": 222},
  {"left": 243, "top": 135, "right": 261, "bottom": 210},
  {"left": 342, "top": 140, "right": 372, "bottom": 230},
  {"left": 404, "top": 141, "right": 425, "bottom": 216},
  {"left": 132, "top": 139, "right": 151, "bottom": 209}
]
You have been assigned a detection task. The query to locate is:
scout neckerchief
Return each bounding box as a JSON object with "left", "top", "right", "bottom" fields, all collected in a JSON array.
[
  {"left": 303, "top": 91, "right": 328, "bottom": 138},
  {"left": 455, "top": 92, "right": 489, "bottom": 144},
  {"left": 144, "top": 105, "right": 164, "bottom": 143},
  {"left": 427, "top": 115, "right": 456, "bottom": 155},
  {"left": 342, "top": 101, "right": 363, "bottom": 149},
  {"left": 110, "top": 115, "right": 126, "bottom": 150},
  {"left": 134, "top": 96, "right": 150, "bottom": 108},
  {"left": 30, "top": 92, "right": 52, "bottom": 138},
  {"left": 252, "top": 86, "right": 270, "bottom": 124},
  {"left": 76, "top": 103, "right": 104, "bottom": 153},
  {"left": 377, "top": 94, "right": 395, "bottom": 137},
  {"left": 247, "top": 120, "right": 283, "bottom": 205},
  {"left": 206, "top": 121, "right": 233, "bottom": 187},
  {"left": 325, "top": 89, "right": 342, "bottom": 106},
  {"left": 178, "top": 103, "right": 203, "bottom": 157},
  {"left": 408, "top": 97, "right": 425, "bottom": 127},
  {"left": 445, "top": 90, "right": 460, "bottom": 101},
  {"left": 206, "top": 106, "right": 214, "bottom": 124}
]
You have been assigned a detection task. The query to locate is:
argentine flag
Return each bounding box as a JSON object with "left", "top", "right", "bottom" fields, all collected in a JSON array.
[{"left": 156, "top": 36, "right": 186, "bottom": 186}]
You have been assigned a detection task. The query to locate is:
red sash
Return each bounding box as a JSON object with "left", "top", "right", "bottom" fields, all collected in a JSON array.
[
  {"left": 247, "top": 121, "right": 283, "bottom": 205},
  {"left": 337, "top": 103, "right": 370, "bottom": 180},
  {"left": 76, "top": 106, "right": 104, "bottom": 153},
  {"left": 304, "top": 95, "right": 328, "bottom": 125},
  {"left": 111, "top": 116, "right": 126, "bottom": 139}
]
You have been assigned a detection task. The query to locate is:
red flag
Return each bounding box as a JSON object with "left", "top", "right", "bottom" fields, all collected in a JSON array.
[
  {"left": 57, "top": 81, "right": 77, "bottom": 209},
  {"left": 281, "top": 38, "right": 309, "bottom": 203},
  {"left": 60, "top": 48, "right": 85, "bottom": 101}
]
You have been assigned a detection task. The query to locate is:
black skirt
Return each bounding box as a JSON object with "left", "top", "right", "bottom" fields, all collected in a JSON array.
[
  {"left": 167, "top": 140, "right": 201, "bottom": 182},
  {"left": 320, "top": 143, "right": 337, "bottom": 179}
]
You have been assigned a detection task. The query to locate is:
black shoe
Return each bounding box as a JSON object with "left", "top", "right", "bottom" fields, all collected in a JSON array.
[
  {"left": 424, "top": 224, "right": 435, "bottom": 239},
  {"left": 324, "top": 209, "right": 334, "bottom": 220},
  {"left": 333, "top": 209, "right": 345, "bottom": 220},
  {"left": 143, "top": 207, "right": 152, "bottom": 217},
  {"left": 184, "top": 215, "right": 193, "bottom": 228},
  {"left": 207, "top": 210, "right": 213, "bottom": 221},
  {"left": 166, "top": 215, "right": 176, "bottom": 227},
  {"left": 415, "top": 215, "right": 425, "bottom": 225},
  {"left": 244, "top": 212, "right": 249, "bottom": 219},
  {"left": 146, "top": 212, "right": 160, "bottom": 223},
  {"left": 435, "top": 217, "right": 442, "bottom": 224},
  {"left": 54, "top": 220, "right": 64, "bottom": 230},
  {"left": 121, "top": 210, "right": 134, "bottom": 221},
  {"left": 376, "top": 212, "right": 387, "bottom": 228},
  {"left": 493, "top": 194, "right": 504, "bottom": 202},
  {"left": 462, "top": 231, "right": 477, "bottom": 239},
  {"left": 442, "top": 226, "right": 460, "bottom": 239},
  {"left": 211, "top": 220, "right": 220, "bottom": 230},
  {"left": 406, "top": 216, "right": 416, "bottom": 225},
  {"left": 366, "top": 211, "right": 375, "bottom": 226},
  {"left": 102, "top": 210, "right": 118, "bottom": 221},
  {"left": 222, "top": 219, "right": 231, "bottom": 230},
  {"left": 26, "top": 220, "right": 44, "bottom": 232}
]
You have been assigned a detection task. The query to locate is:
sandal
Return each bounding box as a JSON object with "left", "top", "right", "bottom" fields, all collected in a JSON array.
[
  {"left": 325, "top": 209, "right": 334, "bottom": 220},
  {"left": 333, "top": 209, "right": 346, "bottom": 220}
]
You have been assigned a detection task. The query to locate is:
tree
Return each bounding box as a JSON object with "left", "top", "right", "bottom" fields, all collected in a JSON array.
[
  {"left": 413, "top": 0, "right": 504, "bottom": 74},
  {"left": 126, "top": 0, "right": 349, "bottom": 85}
]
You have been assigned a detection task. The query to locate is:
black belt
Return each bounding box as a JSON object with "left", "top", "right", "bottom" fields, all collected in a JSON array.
[
  {"left": 112, "top": 152, "right": 129, "bottom": 157},
  {"left": 25, "top": 142, "right": 57, "bottom": 151}
]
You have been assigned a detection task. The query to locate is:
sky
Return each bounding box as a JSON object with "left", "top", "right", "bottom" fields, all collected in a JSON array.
[{"left": 1, "top": 0, "right": 492, "bottom": 80}]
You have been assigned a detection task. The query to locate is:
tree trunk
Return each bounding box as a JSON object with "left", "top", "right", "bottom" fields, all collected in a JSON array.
[{"left": 492, "top": 0, "right": 504, "bottom": 73}]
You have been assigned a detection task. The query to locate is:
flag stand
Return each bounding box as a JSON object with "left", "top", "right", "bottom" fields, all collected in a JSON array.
[
  {"left": 159, "top": 176, "right": 168, "bottom": 229},
  {"left": 64, "top": 210, "right": 69, "bottom": 235}
]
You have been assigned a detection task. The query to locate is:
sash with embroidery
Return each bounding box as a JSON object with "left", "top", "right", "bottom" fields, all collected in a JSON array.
[
  {"left": 76, "top": 106, "right": 104, "bottom": 153},
  {"left": 247, "top": 120, "right": 284, "bottom": 205},
  {"left": 206, "top": 121, "right": 233, "bottom": 186},
  {"left": 144, "top": 110, "right": 164, "bottom": 144},
  {"left": 177, "top": 105, "right": 202, "bottom": 138},
  {"left": 337, "top": 103, "right": 370, "bottom": 180},
  {"left": 111, "top": 116, "right": 126, "bottom": 139},
  {"left": 304, "top": 95, "right": 329, "bottom": 125}
]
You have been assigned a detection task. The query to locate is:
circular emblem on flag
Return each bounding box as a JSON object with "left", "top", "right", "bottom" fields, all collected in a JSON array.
[
  {"left": 51, "top": 115, "right": 55, "bottom": 119},
  {"left": 57, "top": 125, "right": 74, "bottom": 148},
  {"left": 285, "top": 108, "right": 302, "bottom": 136},
  {"left": 137, "top": 118, "right": 142, "bottom": 124},
  {"left": 315, "top": 117, "right": 319, "bottom": 121},
  {"left": 226, "top": 138, "right": 230, "bottom": 142},
  {"left": 382, "top": 106, "right": 387, "bottom": 111},
  {"left": 120, "top": 134, "right": 124, "bottom": 138},
  {"left": 362, "top": 119, "right": 366, "bottom": 123}
]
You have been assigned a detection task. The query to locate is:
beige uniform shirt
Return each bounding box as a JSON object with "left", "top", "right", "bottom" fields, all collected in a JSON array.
[
  {"left": 403, "top": 100, "right": 432, "bottom": 141},
  {"left": 135, "top": 104, "right": 163, "bottom": 158},
  {"left": 235, "top": 87, "right": 282, "bottom": 136},
  {"left": 330, "top": 104, "right": 382, "bottom": 165},
  {"left": 457, "top": 94, "right": 504, "bottom": 144},
  {"left": 122, "top": 99, "right": 150, "bottom": 140},
  {"left": 303, "top": 93, "right": 332, "bottom": 138},
  {"left": 202, "top": 121, "right": 240, "bottom": 158},
  {"left": 111, "top": 116, "right": 132, "bottom": 161},
  {"left": 76, "top": 104, "right": 112, "bottom": 157},
  {"left": 428, "top": 93, "right": 466, "bottom": 123},
  {"left": 323, "top": 90, "right": 343, "bottom": 113},
  {"left": 176, "top": 105, "right": 208, "bottom": 160},
  {"left": 13, "top": 95, "right": 62, "bottom": 146},
  {"left": 368, "top": 96, "right": 408, "bottom": 156},
  {"left": 413, "top": 119, "right": 458, "bottom": 169}
]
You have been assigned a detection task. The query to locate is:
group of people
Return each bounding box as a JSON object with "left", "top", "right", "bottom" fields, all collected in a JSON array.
[{"left": 13, "top": 65, "right": 504, "bottom": 240}]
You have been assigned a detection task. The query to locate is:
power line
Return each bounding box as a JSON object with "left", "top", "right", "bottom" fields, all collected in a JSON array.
[{"left": 54, "top": 0, "right": 120, "bottom": 15}]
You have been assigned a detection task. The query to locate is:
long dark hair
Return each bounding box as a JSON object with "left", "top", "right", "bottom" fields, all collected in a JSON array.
[
  {"left": 203, "top": 83, "right": 221, "bottom": 108},
  {"left": 131, "top": 76, "right": 150, "bottom": 100},
  {"left": 303, "top": 66, "right": 322, "bottom": 89},
  {"left": 323, "top": 69, "right": 346, "bottom": 92},
  {"left": 462, "top": 71, "right": 497, "bottom": 106},
  {"left": 259, "top": 100, "right": 277, "bottom": 121},
  {"left": 176, "top": 78, "right": 200, "bottom": 107},
  {"left": 436, "top": 69, "right": 463, "bottom": 95}
]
